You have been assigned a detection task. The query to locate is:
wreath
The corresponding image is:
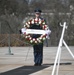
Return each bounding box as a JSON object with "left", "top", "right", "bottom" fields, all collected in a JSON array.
[{"left": 24, "top": 18, "right": 48, "bottom": 45}]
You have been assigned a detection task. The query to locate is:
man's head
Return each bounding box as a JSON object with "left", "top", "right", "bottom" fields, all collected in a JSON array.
[{"left": 34, "top": 8, "right": 42, "bottom": 18}]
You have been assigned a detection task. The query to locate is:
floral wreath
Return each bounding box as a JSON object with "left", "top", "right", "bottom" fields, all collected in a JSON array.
[{"left": 24, "top": 18, "right": 48, "bottom": 45}]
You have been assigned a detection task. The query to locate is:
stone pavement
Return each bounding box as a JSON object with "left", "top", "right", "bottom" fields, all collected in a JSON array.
[{"left": 0, "top": 46, "right": 74, "bottom": 75}]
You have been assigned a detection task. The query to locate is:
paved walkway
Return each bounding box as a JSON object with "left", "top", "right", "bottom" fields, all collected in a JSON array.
[{"left": 0, "top": 47, "right": 74, "bottom": 75}]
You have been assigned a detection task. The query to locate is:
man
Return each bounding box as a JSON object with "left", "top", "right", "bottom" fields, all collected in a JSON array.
[{"left": 25, "top": 8, "right": 49, "bottom": 66}]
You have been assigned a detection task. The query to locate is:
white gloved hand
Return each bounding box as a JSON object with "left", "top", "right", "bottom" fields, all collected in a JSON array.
[
  {"left": 45, "top": 29, "right": 51, "bottom": 39},
  {"left": 21, "top": 28, "right": 26, "bottom": 34}
]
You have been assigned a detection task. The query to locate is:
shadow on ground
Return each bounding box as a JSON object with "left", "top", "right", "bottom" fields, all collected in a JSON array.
[
  {"left": 0, "top": 62, "right": 72, "bottom": 75},
  {"left": 0, "top": 65, "right": 49, "bottom": 75}
]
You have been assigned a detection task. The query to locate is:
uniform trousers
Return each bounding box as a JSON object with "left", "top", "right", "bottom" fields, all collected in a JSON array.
[{"left": 33, "top": 43, "right": 43, "bottom": 65}]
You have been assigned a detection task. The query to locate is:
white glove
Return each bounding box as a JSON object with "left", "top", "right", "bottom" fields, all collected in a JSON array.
[
  {"left": 45, "top": 29, "right": 51, "bottom": 39},
  {"left": 21, "top": 28, "right": 26, "bottom": 34}
]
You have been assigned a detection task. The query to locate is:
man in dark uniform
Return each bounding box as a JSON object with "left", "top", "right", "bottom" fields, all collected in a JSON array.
[
  {"left": 25, "top": 8, "right": 48, "bottom": 66},
  {"left": 32, "top": 9, "right": 44, "bottom": 66}
]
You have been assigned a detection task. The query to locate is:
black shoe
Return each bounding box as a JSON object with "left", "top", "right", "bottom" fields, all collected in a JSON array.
[
  {"left": 34, "top": 63, "right": 42, "bottom": 66},
  {"left": 34, "top": 63, "right": 38, "bottom": 66},
  {"left": 38, "top": 64, "right": 42, "bottom": 66}
]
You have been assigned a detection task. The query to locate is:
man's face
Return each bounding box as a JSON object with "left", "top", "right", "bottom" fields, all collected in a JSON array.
[{"left": 35, "top": 12, "right": 41, "bottom": 18}]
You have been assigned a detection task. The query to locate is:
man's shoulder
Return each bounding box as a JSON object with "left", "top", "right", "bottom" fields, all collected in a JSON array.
[
  {"left": 40, "top": 17, "right": 46, "bottom": 21},
  {"left": 40, "top": 17, "right": 44, "bottom": 20}
]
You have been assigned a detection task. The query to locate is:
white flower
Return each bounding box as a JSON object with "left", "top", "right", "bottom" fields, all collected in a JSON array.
[
  {"left": 39, "top": 18, "right": 41, "bottom": 21},
  {"left": 41, "top": 35, "right": 43, "bottom": 38},
  {"left": 38, "top": 40, "right": 41, "bottom": 43},
  {"left": 37, "top": 38, "right": 41, "bottom": 43},
  {"left": 27, "top": 35, "right": 30, "bottom": 37},
  {"left": 28, "top": 22, "right": 30, "bottom": 24},
  {"left": 29, "top": 37, "right": 32, "bottom": 40},
  {"left": 43, "top": 22, "right": 45, "bottom": 24},
  {"left": 35, "top": 41, "right": 37, "bottom": 43},
  {"left": 42, "top": 25, "right": 44, "bottom": 28},
  {"left": 35, "top": 18, "right": 38, "bottom": 21},
  {"left": 33, "top": 38, "right": 35, "bottom": 41},
  {"left": 39, "top": 21, "right": 41, "bottom": 24},
  {"left": 45, "top": 28, "right": 48, "bottom": 30},
  {"left": 30, "top": 40, "right": 33, "bottom": 43},
  {"left": 27, "top": 25, "right": 30, "bottom": 27},
  {"left": 31, "top": 20, "right": 34, "bottom": 24},
  {"left": 37, "top": 38, "right": 39, "bottom": 41},
  {"left": 26, "top": 23, "right": 28, "bottom": 25},
  {"left": 43, "top": 37, "right": 46, "bottom": 40},
  {"left": 39, "top": 37, "right": 42, "bottom": 40},
  {"left": 25, "top": 36, "right": 28, "bottom": 38}
]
